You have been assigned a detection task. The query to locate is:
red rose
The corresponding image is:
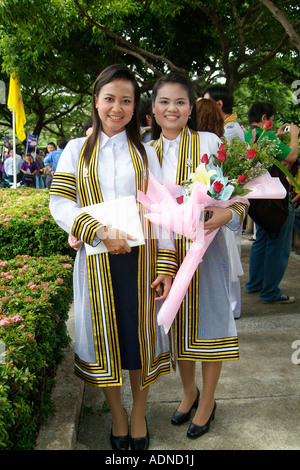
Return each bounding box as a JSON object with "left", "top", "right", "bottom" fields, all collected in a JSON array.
[
  {"left": 217, "top": 149, "right": 227, "bottom": 162},
  {"left": 201, "top": 153, "right": 209, "bottom": 164},
  {"left": 247, "top": 149, "right": 257, "bottom": 159},
  {"left": 219, "top": 143, "right": 226, "bottom": 150},
  {"left": 238, "top": 174, "right": 247, "bottom": 183},
  {"left": 213, "top": 181, "right": 224, "bottom": 193},
  {"left": 264, "top": 120, "right": 273, "bottom": 130},
  {"left": 176, "top": 195, "right": 184, "bottom": 204}
]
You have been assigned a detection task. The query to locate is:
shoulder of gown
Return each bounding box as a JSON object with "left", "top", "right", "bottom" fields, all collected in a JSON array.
[
  {"left": 55, "top": 137, "right": 87, "bottom": 174},
  {"left": 197, "top": 131, "right": 221, "bottom": 156}
]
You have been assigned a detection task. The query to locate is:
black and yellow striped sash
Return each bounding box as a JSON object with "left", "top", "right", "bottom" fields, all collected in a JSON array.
[{"left": 151, "top": 126, "right": 200, "bottom": 184}]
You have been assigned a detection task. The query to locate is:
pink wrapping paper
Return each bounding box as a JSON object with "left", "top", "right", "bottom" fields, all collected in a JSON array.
[{"left": 137, "top": 171, "right": 286, "bottom": 333}]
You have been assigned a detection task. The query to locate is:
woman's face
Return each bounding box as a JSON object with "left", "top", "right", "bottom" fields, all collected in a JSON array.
[
  {"left": 95, "top": 79, "right": 135, "bottom": 137},
  {"left": 152, "top": 83, "right": 193, "bottom": 140}
]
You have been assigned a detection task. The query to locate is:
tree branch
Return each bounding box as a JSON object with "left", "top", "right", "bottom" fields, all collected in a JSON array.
[
  {"left": 259, "top": 0, "right": 300, "bottom": 50},
  {"left": 198, "top": 1, "right": 230, "bottom": 75},
  {"left": 113, "top": 45, "right": 163, "bottom": 77},
  {"left": 238, "top": 31, "right": 290, "bottom": 80},
  {"left": 74, "top": 0, "right": 188, "bottom": 74}
]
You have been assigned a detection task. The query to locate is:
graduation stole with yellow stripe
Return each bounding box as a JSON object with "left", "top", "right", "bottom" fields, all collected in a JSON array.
[
  {"left": 151, "top": 125, "right": 200, "bottom": 184},
  {"left": 70, "top": 138, "right": 147, "bottom": 243},
  {"left": 224, "top": 112, "right": 238, "bottom": 125},
  {"left": 77, "top": 137, "right": 144, "bottom": 207},
  {"left": 51, "top": 136, "right": 152, "bottom": 386},
  {"left": 151, "top": 126, "right": 200, "bottom": 360},
  {"left": 77, "top": 137, "right": 152, "bottom": 387}
]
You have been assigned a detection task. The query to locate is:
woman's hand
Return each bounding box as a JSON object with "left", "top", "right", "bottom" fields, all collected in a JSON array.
[
  {"left": 96, "top": 226, "right": 136, "bottom": 255},
  {"left": 203, "top": 206, "right": 232, "bottom": 234},
  {"left": 151, "top": 274, "right": 172, "bottom": 301},
  {"left": 68, "top": 234, "right": 84, "bottom": 251}
]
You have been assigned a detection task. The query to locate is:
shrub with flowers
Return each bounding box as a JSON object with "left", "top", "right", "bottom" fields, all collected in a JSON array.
[
  {"left": 0, "top": 187, "right": 74, "bottom": 259},
  {"left": 0, "top": 254, "right": 73, "bottom": 449}
]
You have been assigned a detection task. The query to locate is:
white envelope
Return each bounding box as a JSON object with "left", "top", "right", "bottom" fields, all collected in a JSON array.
[{"left": 83, "top": 195, "right": 145, "bottom": 255}]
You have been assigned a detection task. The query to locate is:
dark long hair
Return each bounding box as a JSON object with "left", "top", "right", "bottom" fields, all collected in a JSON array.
[
  {"left": 151, "top": 72, "right": 197, "bottom": 140},
  {"left": 82, "top": 64, "right": 147, "bottom": 170}
]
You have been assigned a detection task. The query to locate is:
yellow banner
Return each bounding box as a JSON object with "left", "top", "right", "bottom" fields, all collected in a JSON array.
[{"left": 7, "top": 73, "right": 26, "bottom": 142}]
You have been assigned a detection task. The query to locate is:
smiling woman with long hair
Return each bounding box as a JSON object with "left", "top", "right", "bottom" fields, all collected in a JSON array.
[
  {"left": 49, "top": 64, "right": 176, "bottom": 451},
  {"left": 150, "top": 72, "right": 248, "bottom": 439}
]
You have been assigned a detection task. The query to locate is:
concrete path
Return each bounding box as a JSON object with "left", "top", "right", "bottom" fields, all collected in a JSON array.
[{"left": 35, "top": 234, "right": 300, "bottom": 451}]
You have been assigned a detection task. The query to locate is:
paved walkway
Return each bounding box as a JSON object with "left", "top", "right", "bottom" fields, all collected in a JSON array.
[{"left": 35, "top": 234, "right": 300, "bottom": 451}]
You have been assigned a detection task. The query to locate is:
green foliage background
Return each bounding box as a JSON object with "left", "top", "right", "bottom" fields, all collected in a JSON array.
[{"left": 0, "top": 0, "right": 299, "bottom": 145}]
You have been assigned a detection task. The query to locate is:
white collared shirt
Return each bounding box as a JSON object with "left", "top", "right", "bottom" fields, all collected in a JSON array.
[
  {"left": 159, "top": 130, "right": 222, "bottom": 183},
  {"left": 4, "top": 154, "right": 23, "bottom": 175},
  {"left": 50, "top": 132, "right": 176, "bottom": 251},
  {"left": 98, "top": 131, "right": 136, "bottom": 201},
  {"left": 161, "top": 134, "right": 181, "bottom": 183}
]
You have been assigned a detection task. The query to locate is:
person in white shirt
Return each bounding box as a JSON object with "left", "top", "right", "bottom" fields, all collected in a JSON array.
[
  {"left": 49, "top": 64, "right": 176, "bottom": 451},
  {"left": 150, "top": 73, "right": 248, "bottom": 439},
  {"left": 203, "top": 85, "right": 245, "bottom": 319},
  {"left": 203, "top": 84, "right": 245, "bottom": 143},
  {"left": 4, "top": 148, "right": 23, "bottom": 184}
]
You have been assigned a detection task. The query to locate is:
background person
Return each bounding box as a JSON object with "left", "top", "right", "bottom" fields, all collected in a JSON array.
[
  {"left": 203, "top": 84, "right": 245, "bottom": 142},
  {"left": 35, "top": 149, "right": 46, "bottom": 189},
  {"left": 4, "top": 148, "right": 23, "bottom": 185},
  {"left": 244, "top": 102, "right": 299, "bottom": 304},
  {"left": 20, "top": 153, "right": 38, "bottom": 187},
  {"left": 139, "top": 98, "right": 152, "bottom": 143},
  {"left": 43, "top": 140, "right": 67, "bottom": 177},
  {"left": 202, "top": 86, "right": 245, "bottom": 318}
]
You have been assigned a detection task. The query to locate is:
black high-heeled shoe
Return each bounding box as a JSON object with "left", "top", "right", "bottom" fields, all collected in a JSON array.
[
  {"left": 186, "top": 401, "right": 216, "bottom": 439},
  {"left": 130, "top": 419, "right": 150, "bottom": 450},
  {"left": 110, "top": 429, "right": 130, "bottom": 450},
  {"left": 171, "top": 387, "right": 200, "bottom": 426}
]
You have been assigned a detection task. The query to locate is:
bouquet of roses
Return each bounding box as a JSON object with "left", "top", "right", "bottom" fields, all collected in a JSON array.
[
  {"left": 138, "top": 127, "right": 290, "bottom": 333},
  {"left": 182, "top": 123, "right": 300, "bottom": 202},
  {"left": 182, "top": 137, "right": 282, "bottom": 204}
]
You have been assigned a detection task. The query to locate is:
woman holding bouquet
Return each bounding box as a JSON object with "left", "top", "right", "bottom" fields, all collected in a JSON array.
[
  {"left": 150, "top": 73, "right": 248, "bottom": 439},
  {"left": 49, "top": 64, "right": 176, "bottom": 450}
]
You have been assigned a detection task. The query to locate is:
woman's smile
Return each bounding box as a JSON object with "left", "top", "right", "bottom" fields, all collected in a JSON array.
[
  {"left": 152, "top": 83, "right": 193, "bottom": 140},
  {"left": 95, "top": 79, "right": 135, "bottom": 137}
]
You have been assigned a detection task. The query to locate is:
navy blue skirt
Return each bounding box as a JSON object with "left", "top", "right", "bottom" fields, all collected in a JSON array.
[{"left": 108, "top": 247, "right": 141, "bottom": 370}]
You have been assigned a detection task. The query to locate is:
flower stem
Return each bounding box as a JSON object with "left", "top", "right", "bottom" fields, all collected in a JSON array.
[{"left": 256, "top": 130, "right": 266, "bottom": 143}]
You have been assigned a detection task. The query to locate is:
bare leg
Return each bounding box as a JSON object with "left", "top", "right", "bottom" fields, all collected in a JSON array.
[
  {"left": 102, "top": 386, "right": 128, "bottom": 436},
  {"left": 192, "top": 361, "right": 222, "bottom": 425},
  {"left": 129, "top": 369, "right": 149, "bottom": 438},
  {"left": 177, "top": 360, "right": 198, "bottom": 413}
]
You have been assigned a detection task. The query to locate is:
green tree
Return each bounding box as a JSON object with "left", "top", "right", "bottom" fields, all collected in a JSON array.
[{"left": 0, "top": 0, "right": 299, "bottom": 143}]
